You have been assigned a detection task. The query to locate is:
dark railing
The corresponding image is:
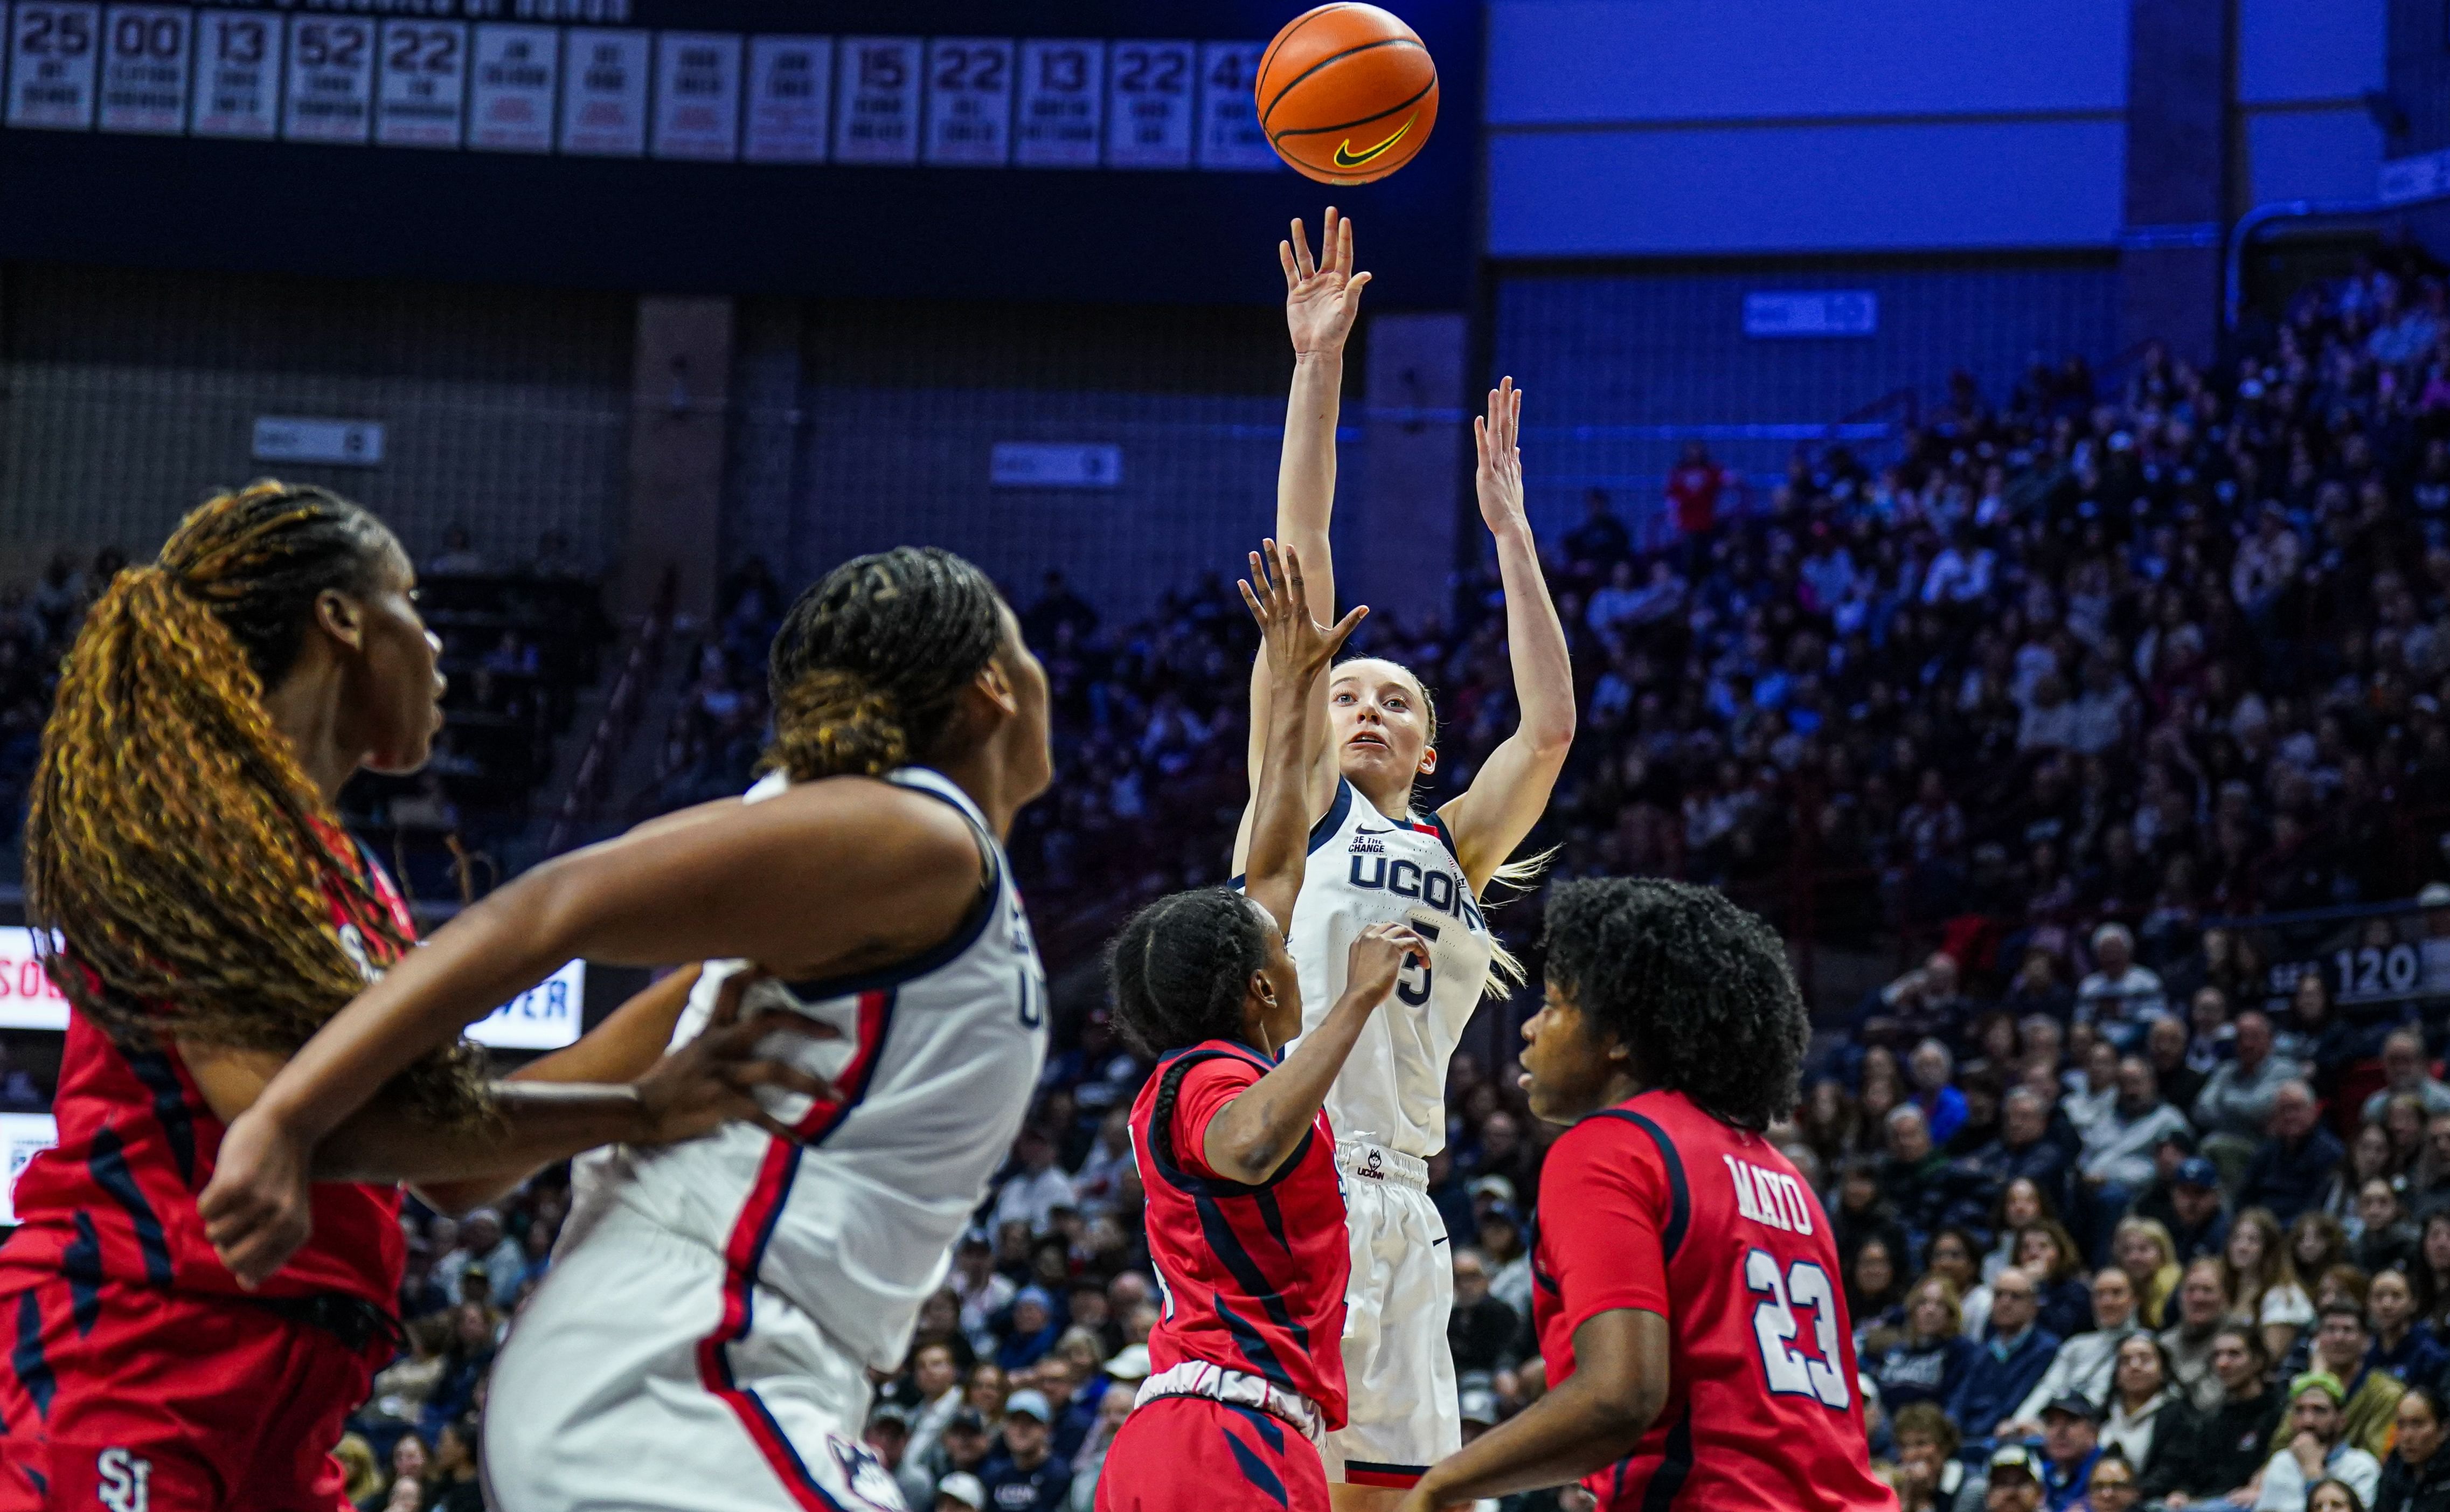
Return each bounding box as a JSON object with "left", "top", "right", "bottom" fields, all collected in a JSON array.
[{"left": 545, "top": 566, "right": 678, "bottom": 857}]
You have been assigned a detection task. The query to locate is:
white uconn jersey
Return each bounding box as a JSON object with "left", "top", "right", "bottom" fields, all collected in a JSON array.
[
  {"left": 1287, "top": 778, "right": 1492, "bottom": 1158},
  {"left": 567, "top": 765, "right": 1047, "bottom": 1371}
]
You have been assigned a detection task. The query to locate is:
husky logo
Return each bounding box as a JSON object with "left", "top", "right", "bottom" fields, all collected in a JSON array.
[
  {"left": 1355, "top": 1148, "right": 1386, "bottom": 1181},
  {"left": 96, "top": 1449, "right": 150, "bottom": 1512},
  {"left": 828, "top": 1437, "right": 905, "bottom": 1512},
  {"left": 1348, "top": 833, "right": 1385, "bottom": 855}
]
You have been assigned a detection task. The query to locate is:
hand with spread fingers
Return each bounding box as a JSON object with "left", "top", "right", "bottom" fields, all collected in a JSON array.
[
  {"left": 1282, "top": 206, "right": 1372, "bottom": 359},
  {"left": 1241, "top": 537, "right": 1366, "bottom": 689},
  {"left": 630, "top": 967, "right": 842, "bottom": 1147}
]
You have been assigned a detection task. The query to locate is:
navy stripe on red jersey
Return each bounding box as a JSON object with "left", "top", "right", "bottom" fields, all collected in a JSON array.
[
  {"left": 1220, "top": 1402, "right": 1285, "bottom": 1455},
  {"left": 85, "top": 1128, "right": 173, "bottom": 1286},
  {"left": 1636, "top": 1405, "right": 1696, "bottom": 1510},
  {"left": 1143, "top": 1047, "right": 1317, "bottom": 1372},
  {"left": 1212, "top": 1293, "right": 1295, "bottom": 1390},
  {"left": 10, "top": 1291, "right": 51, "bottom": 1420},
  {"left": 61, "top": 1216, "right": 101, "bottom": 1336},
  {"left": 1220, "top": 1422, "right": 1291, "bottom": 1509},
  {"left": 788, "top": 989, "right": 896, "bottom": 1143},
  {"left": 114, "top": 1044, "right": 197, "bottom": 1188},
  {"left": 1591, "top": 1109, "right": 1689, "bottom": 1260}
]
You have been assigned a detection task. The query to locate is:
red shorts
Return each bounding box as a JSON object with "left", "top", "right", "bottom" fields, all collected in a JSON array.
[
  {"left": 1095, "top": 1396, "right": 1329, "bottom": 1512},
  {"left": 0, "top": 1276, "right": 379, "bottom": 1512}
]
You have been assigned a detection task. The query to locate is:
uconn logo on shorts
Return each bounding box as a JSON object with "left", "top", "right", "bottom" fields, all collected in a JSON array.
[{"left": 1345, "top": 852, "right": 1485, "bottom": 930}]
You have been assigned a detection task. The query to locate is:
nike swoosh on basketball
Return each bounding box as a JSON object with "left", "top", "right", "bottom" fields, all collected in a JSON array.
[{"left": 1331, "top": 115, "right": 1415, "bottom": 170}]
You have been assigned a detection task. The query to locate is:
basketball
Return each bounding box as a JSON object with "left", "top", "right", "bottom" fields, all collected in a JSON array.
[{"left": 1257, "top": 4, "right": 1440, "bottom": 185}]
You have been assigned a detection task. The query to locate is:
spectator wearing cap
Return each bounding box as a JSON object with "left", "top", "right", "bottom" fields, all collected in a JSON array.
[
  {"left": 935, "top": 1472, "right": 988, "bottom": 1512},
  {"left": 2078, "top": 1056, "right": 2193, "bottom": 1261},
  {"left": 952, "top": 1234, "right": 1017, "bottom": 1350},
  {"left": 2077, "top": 925, "right": 2166, "bottom": 1051},
  {"left": 1477, "top": 1200, "right": 1533, "bottom": 1322},
  {"left": 996, "top": 1288, "right": 1063, "bottom": 1372},
  {"left": 1982, "top": 1444, "right": 2045, "bottom": 1512},
  {"left": 2253, "top": 1371, "right": 2384, "bottom": 1510},
  {"left": 2195, "top": 1013, "right": 2301, "bottom": 1181},
  {"left": 913, "top": 1407, "right": 996, "bottom": 1503},
  {"left": 2310, "top": 1300, "right": 2407, "bottom": 1459},
  {"left": 866, "top": 1403, "right": 914, "bottom": 1485},
  {"left": 993, "top": 1130, "right": 1078, "bottom": 1237},
  {"left": 1949, "top": 1266, "right": 2062, "bottom": 1463},
  {"left": 2160, "top": 1157, "right": 2237, "bottom": 1265},
  {"left": 432, "top": 1209, "right": 523, "bottom": 1305},
  {"left": 1448, "top": 1246, "right": 1521, "bottom": 1375},
  {"left": 2239, "top": 1081, "right": 2348, "bottom": 1227},
  {"left": 2035, "top": 1394, "right": 2102, "bottom": 1511},
  {"left": 2366, "top": 1030, "right": 2450, "bottom": 1125},
  {"left": 980, "top": 1390, "right": 1071, "bottom": 1512}
]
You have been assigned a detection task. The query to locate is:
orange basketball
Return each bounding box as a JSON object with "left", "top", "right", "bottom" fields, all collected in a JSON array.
[{"left": 1256, "top": 4, "right": 1438, "bottom": 185}]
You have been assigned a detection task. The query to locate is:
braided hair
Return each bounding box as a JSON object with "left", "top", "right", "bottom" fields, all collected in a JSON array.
[
  {"left": 1541, "top": 876, "right": 1808, "bottom": 1130},
  {"left": 1109, "top": 887, "right": 1276, "bottom": 1156},
  {"left": 765, "top": 546, "right": 1007, "bottom": 781},
  {"left": 26, "top": 480, "right": 490, "bottom": 1125}
]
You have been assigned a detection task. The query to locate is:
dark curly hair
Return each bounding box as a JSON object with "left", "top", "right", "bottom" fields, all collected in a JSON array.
[
  {"left": 765, "top": 546, "right": 1007, "bottom": 782},
  {"left": 1542, "top": 877, "right": 1807, "bottom": 1130},
  {"left": 1108, "top": 888, "right": 1272, "bottom": 1060}
]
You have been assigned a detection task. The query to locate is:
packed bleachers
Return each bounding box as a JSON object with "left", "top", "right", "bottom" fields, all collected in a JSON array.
[{"left": 26, "top": 246, "right": 2450, "bottom": 1512}]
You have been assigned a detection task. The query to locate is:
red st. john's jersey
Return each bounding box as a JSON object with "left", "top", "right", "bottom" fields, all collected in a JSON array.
[
  {"left": 0, "top": 825, "right": 412, "bottom": 1312},
  {"left": 1532, "top": 1088, "right": 1893, "bottom": 1511},
  {"left": 1132, "top": 1040, "right": 1351, "bottom": 1425}
]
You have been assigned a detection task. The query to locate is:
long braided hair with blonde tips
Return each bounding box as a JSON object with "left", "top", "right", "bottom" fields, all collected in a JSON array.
[
  {"left": 762, "top": 546, "right": 1007, "bottom": 783},
  {"left": 25, "top": 481, "right": 491, "bottom": 1126}
]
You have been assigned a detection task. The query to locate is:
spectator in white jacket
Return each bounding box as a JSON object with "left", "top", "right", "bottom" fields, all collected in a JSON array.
[{"left": 1998, "top": 1268, "right": 2144, "bottom": 1436}]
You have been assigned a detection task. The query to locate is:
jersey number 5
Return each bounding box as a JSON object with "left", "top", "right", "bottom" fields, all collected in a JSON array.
[
  {"left": 1396, "top": 921, "right": 1440, "bottom": 1006},
  {"left": 1744, "top": 1249, "right": 1850, "bottom": 1410}
]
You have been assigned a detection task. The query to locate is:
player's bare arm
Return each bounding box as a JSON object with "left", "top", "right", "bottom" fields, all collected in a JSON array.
[
  {"left": 1202, "top": 923, "right": 1426, "bottom": 1185},
  {"left": 1437, "top": 377, "right": 1576, "bottom": 893},
  {"left": 1237, "top": 208, "right": 1371, "bottom": 871},
  {"left": 1397, "top": 1310, "right": 1669, "bottom": 1512},
  {"left": 184, "top": 963, "right": 830, "bottom": 1210},
  {"left": 1240, "top": 537, "right": 1368, "bottom": 934},
  {"left": 197, "top": 781, "right": 983, "bottom": 1284}
]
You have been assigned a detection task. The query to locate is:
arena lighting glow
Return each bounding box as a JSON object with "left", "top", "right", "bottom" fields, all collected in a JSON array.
[{"left": 0, "top": 927, "right": 584, "bottom": 1049}]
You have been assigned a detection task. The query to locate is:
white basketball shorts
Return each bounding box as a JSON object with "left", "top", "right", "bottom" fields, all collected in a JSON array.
[
  {"left": 1319, "top": 1140, "right": 1460, "bottom": 1489},
  {"left": 483, "top": 1202, "right": 907, "bottom": 1512}
]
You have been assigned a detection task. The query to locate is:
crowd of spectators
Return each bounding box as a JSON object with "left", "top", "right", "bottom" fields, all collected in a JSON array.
[
  {"left": 583, "top": 249, "right": 2450, "bottom": 1512},
  {"left": 37, "top": 247, "right": 2450, "bottom": 1512}
]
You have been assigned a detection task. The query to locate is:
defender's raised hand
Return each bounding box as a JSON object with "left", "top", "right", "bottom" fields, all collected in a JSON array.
[
  {"left": 1282, "top": 207, "right": 1373, "bottom": 358},
  {"left": 1240, "top": 538, "right": 1367, "bottom": 689}
]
